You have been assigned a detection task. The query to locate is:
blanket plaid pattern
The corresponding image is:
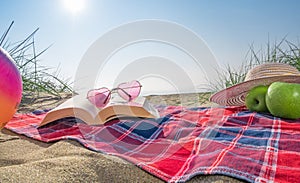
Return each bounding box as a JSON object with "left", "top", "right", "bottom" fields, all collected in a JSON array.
[{"left": 5, "top": 106, "right": 300, "bottom": 183}]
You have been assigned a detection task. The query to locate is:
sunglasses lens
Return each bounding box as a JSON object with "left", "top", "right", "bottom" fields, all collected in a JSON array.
[
  {"left": 87, "top": 88, "right": 110, "bottom": 108},
  {"left": 117, "top": 80, "right": 141, "bottom": 101}
]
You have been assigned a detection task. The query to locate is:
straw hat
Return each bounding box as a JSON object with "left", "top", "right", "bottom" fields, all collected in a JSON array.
[{"left": 209, "top": 63, "right": 300, "bottom": 106}]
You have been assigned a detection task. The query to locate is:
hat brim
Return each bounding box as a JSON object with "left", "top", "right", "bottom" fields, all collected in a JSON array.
[{"left": 209, "top": 75, "right": 300, "bottom": 106}]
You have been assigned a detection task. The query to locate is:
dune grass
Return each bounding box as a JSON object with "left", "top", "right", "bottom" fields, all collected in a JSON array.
[
  {"left": 211, "top": 37, "right": 300, "bottom": 92},
  {"left": 1, "top": 21, "right": 73, "bottom": 107}
]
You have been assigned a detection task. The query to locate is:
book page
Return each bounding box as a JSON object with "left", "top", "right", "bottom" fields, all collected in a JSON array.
[
  {"left": 53, "top": 94, "right": 100, "bottom": 117},
  {"left": 96, "top": 96, "right": 160, "bottom": 123},
  {"left": 39, "top": 94, "right": 101, "bottom": 126}
]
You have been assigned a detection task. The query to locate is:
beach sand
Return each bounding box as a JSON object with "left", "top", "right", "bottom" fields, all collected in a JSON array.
[{"left": 0, "top": 92, "right": 246, "bottom": 183}]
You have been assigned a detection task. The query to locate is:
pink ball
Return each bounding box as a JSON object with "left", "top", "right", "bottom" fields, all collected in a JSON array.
[{"left": 0, "top": 47, "right": 23, "bottom": 128}]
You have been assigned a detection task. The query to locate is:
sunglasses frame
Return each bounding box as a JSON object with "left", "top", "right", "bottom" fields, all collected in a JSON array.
[{"left": 86, "top": 80, "right": 142, "bottom": 108}]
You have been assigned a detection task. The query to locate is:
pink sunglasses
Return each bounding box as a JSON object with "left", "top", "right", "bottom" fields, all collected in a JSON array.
[{"left": 87, "top": 80, "right": 142, "bottom": 108}]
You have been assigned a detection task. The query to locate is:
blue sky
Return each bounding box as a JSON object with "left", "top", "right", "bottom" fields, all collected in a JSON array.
[{"left": 1, "top": 0, "right": 300, "bottom": 94}]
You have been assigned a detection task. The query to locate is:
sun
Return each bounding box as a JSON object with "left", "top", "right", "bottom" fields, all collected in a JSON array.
[{"left": 63, "top": 0, "right": 85, "bottom": 15}]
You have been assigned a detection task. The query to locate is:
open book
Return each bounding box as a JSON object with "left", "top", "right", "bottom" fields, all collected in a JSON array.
[{"left": 39, "top": 95, "right": 160, "bottom": 127}]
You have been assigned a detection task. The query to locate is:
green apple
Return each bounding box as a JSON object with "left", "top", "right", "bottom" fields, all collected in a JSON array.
[
  {"left": 245, "top": 85, "right": 269, "bottom": 112},
  {"left": 266, "top": 81, "right": 300, "bottom": 119}
]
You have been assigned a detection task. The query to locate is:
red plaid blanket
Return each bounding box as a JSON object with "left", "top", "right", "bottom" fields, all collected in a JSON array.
[{"left": 5, "top": 106, "right": 300, "bottom": 183}]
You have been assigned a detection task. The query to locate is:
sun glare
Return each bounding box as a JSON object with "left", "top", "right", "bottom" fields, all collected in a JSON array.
[{"left": 63, "top": 0, "right": 85, "bottom": 15}]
